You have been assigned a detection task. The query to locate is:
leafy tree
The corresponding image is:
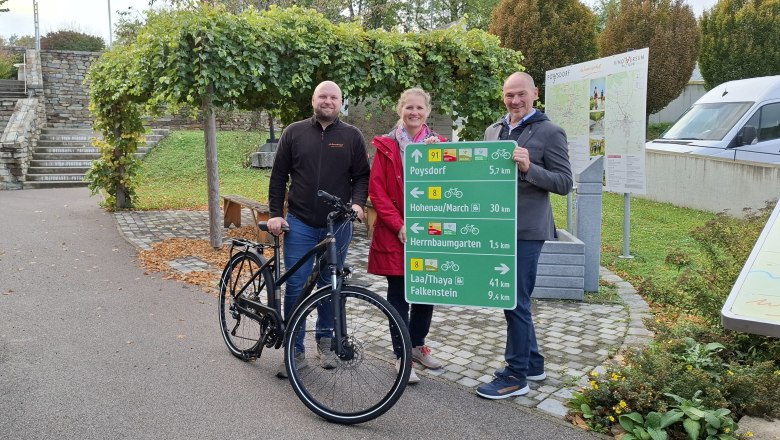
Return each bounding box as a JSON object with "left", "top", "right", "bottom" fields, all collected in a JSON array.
[
  {"left": 402, "top": 0, "right": 501, "bottom": 31},
  {"left": 488, "top": 0, "right": 598, "bottom": 101},
  {"left": 41, "top": 30, "right": 106, "bottom": 52},
  {"left": 592, "top": 0, "right": 619, "bottom": 31},
  {"left": 1, "top": 0, "right": 9, "bottom": 13},
  {"left": 699, "top": 0, "right": 780, "bottom": 89},
  {"left": 8, "top": 35, "right": 36, "bottom": 49},
  {"left": 599, "top": 0, "right": 699, "bottom": 116}
]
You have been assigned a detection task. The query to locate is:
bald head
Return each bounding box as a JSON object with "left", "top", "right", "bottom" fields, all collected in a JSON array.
[
  {"left": 312, "top": 81, "right": 343, "bottom": 126},
  {"left": 502, "top": 72, "right": 538, "bottom": 124},
  {"left": 504, "top": 72, "right": 536, "bottom": 90}
]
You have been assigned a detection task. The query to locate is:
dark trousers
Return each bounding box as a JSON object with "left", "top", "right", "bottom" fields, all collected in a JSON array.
[
  {"left": 386, "top": 275, "right": 433, "bottom": 355},
  {"left": 504, "top": 240, "right": 545, "bottom": 379}
]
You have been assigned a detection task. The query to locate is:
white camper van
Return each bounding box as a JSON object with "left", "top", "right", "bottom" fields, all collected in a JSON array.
[{"left": 646, "top": 75, "right": 780, "bottom": 163}]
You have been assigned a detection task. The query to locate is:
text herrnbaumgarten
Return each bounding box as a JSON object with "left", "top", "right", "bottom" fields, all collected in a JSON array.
[{"left": 409, "top": 237, "right": 481, "bottom": 250}]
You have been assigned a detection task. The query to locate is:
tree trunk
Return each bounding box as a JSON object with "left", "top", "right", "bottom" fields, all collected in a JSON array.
[
  {"left": 203, "top": 87, "right": 222, "bottom": 249},
  {"left": 113, "top": 141, "right": 129, "bottom": 209}
]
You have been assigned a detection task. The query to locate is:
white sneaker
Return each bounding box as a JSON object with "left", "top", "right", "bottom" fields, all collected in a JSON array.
[
  {"left": 396, "top": 359, "right": 420, "bottom": 384},
  {"left": 412, "top": 345, "right": 443, "bottom": 369}
]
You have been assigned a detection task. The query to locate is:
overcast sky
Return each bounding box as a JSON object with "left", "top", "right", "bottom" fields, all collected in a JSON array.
[{"left": 1, "top": 0, "right": 720, "bottom": 45}]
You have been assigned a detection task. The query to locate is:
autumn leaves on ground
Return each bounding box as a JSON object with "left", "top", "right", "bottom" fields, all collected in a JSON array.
[{"left": 137, "top": 224, "right": 260, "bottom": 296}]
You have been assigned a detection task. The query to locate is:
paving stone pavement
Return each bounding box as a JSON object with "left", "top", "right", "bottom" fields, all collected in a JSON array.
[{"left": 114, "top": 209, "right": 654, "bottom": 418}]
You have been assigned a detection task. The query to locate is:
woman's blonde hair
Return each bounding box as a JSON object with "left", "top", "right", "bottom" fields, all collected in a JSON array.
[{"left": 395, "top": 87, "right": 432, "bottom": 128}]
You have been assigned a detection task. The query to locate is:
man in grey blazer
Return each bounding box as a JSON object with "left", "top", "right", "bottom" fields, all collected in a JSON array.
[{"left": 477, "top": 72, "right": 573, "bottom": 399}]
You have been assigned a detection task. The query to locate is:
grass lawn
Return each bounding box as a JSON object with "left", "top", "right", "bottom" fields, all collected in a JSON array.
[
  {"left": 552, "top": 193, "right": 715, "bottom": 289},
  {"left": 134, "top": 130, "right": 271, "bottom": 210},
  {"left": 135, "top": 129, "right": 718, "bottom": 292}
]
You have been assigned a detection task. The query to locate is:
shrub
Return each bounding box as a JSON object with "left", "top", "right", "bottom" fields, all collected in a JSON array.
[
  {"left": 722, "top": 362, "right": 780, "bottom": 419},
  {"left": 0, "top": 49, "right": 17, "bottom": 79},
  {"left": 569, "top": 346, "right": 729, "bottom": 433},
  {"left": 41, "top": 30, "right": 105, "bottom": 52}
]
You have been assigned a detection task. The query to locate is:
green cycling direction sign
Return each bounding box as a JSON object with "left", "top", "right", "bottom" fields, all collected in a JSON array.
[{"left": 404, "top": 140, "right": 518, "bottom": 309}]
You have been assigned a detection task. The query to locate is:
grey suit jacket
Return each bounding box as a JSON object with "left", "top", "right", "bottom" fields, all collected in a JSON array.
[{"left": 484, "top": 113, "right": 573, "bottom": 241}]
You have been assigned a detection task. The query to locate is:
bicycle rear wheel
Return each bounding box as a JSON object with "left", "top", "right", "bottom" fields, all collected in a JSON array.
[
  {"left": 218, "top": 251, "right": 273, "bottom": 359},
  {"left": 285, "top": 285, "right": 412, "bottom": 424}
]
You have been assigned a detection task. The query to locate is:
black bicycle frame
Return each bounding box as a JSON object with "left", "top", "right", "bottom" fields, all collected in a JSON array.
[{"left": 232, "top": 212, "right": 350, "bottom": 356}]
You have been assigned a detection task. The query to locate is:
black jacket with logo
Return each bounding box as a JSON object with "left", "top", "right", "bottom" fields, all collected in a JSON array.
[{"left": 269, "top": 116, "right": 370, "bottom": 227}]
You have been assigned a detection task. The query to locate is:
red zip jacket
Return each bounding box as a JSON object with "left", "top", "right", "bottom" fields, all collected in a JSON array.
[{"left": 368, "top": 131, "right": 446, "bottom": 276}]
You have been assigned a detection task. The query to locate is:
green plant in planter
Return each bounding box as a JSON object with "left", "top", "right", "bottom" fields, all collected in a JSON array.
[
  {"left": 618, "top": 410, "right": 683, "bottom": 440},
  {"left": 665, "top": 391, "right": 739, "bottom": 440}
]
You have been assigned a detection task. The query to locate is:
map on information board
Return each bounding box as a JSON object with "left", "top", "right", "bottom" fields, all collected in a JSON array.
[
  {"left": 722, "top": 198, "right": 780, "bottom": 337},
  {"left": 545, "top": 49, "right": 649, "bottom": 194}
]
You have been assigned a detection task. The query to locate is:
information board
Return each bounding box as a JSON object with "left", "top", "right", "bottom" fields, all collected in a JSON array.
[
  {"left": 545, "top": 48, "right": 649, "bottom": 194},
  {"left": 721, "top": 197, "right": 780, "bottom": 337},
  {"left": 404, "top": 140, "right": 517, "bottom": 309}
]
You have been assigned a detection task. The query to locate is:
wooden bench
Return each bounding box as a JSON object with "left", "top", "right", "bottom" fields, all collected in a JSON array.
[{"left": 222, "top": 194, "right": 271, "bottom": 243}]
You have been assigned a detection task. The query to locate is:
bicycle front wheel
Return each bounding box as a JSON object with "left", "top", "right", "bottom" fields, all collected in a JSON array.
[
  {"left": 219, "top": 251, "right": 273, "bottom": 359},
  {"left": 285, "top": 286, "right": 412, "bottom": 424}
]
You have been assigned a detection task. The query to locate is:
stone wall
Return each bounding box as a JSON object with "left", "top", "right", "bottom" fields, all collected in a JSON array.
[
  {"left": 0, "top": 98, "right": 45, "bottom": 189},
  {"left": 40, "top": 50, "right": 98, "bottom": 128},
  {"left": 0, "top": 96, "right": 16, "bottom": 128},
  {"left": 146, "top": 108, "right": 270, "bottom": 132}
]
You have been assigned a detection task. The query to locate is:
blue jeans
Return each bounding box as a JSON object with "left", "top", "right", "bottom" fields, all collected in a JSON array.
[
  {"left": 283, "top": 213, "right": 352, "bottom": 353},
  {"left": 504, "top": 240, "right": 545, "bottom": 380}
]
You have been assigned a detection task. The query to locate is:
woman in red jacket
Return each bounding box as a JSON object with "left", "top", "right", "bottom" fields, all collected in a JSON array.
[{"left": 368, "top": 88, "right": 446, "bottom": 384}]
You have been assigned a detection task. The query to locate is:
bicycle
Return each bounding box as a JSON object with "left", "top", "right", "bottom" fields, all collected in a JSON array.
[
  {"left": 491, "top": 149, "right": 512, "bottom": 160},
  {"left": 218, "top": 190, "right": 413, "bottom": 424}
]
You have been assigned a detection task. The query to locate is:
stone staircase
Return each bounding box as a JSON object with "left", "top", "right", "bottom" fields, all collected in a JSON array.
[
  {"left": 0, "top": 80, "right": 28, "bottom": 130},
  {"left": 24, "top": 127, "right": 169, "bottom": 189}
]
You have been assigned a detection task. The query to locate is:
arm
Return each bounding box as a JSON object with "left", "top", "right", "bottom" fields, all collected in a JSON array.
[
  {"left": 350, "top": 133, "right": 371, "bottom": 220},
  {"left": 267, "top": 126, "right": 292, "bottom": 234},
  {"left": 368, "top": 142, "right": 404, "bottom": 235},
  {"left": 522, "top": 125, "right": 573, "bottom": 196}
]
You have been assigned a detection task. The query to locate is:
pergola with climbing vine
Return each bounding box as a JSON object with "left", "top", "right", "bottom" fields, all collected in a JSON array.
[{"left": 86, "top": 5, "right": 524, "bottom": 247}]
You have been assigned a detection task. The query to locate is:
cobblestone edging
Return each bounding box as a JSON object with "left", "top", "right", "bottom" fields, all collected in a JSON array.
[{"left": 112, "top": 210, "right": 654, "bottom": 420}]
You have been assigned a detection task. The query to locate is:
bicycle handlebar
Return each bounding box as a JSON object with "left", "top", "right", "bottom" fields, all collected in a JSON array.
[{"left": 317, "top": 190, "right": 358, "bottom": 221}]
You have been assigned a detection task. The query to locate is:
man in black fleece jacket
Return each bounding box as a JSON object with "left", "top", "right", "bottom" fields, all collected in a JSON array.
[{"left": 267, "top": 81, "right": 370, "bottom": 377}]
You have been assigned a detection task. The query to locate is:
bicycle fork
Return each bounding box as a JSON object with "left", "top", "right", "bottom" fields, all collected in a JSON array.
[{"left": 325, "top": 238, "right": 354, "bottom": 361}]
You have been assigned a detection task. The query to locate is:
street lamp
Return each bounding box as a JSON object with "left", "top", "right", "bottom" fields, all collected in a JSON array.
[
  {"left": 33, "top": 0, "right": 40, "bottom": 50},
  {"left": 107, "top": 0, "right": 113, "bottom": 47}
]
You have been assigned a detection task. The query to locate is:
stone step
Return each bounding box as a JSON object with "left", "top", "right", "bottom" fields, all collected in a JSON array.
[
  {"left": 23, "top": 180, "right": 88, "bottom": 189},
  {"left": 32, "top": 152, "right": 145, "bottom": 161},
  {"left": 39, "top": 128, "right": 169, "bottom": 136},
  {"left": 27, "top": 166, "right": 89, "bottom": 175},
  {"left": 0, "top": 92, "right": 26, "bottom": 99},
  {"left": 37, "top": 139, "right": 160, "bottom": 148},
  {"left": 30, "top": 160, "right": 93, "bottom": 168},
  {"left": 38, "top": 134, "right": 165, "bottom": 143},
  {"left": 34, "top": 147, "right": 151, "bottom": 155},
  {"left": 25, "top": 173, "right": 87, "bottom": 182},
  {"left": 0, "top": 79, "right": 25, "bottom": 87}
]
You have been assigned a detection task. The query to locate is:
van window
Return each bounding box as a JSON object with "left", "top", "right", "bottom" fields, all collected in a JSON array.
[
  {"left": 758, "top": 103, "right": 780, "bottom": 142},
  {"left": 663, "top": 102, "right": 753, "bottom": 141}
]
